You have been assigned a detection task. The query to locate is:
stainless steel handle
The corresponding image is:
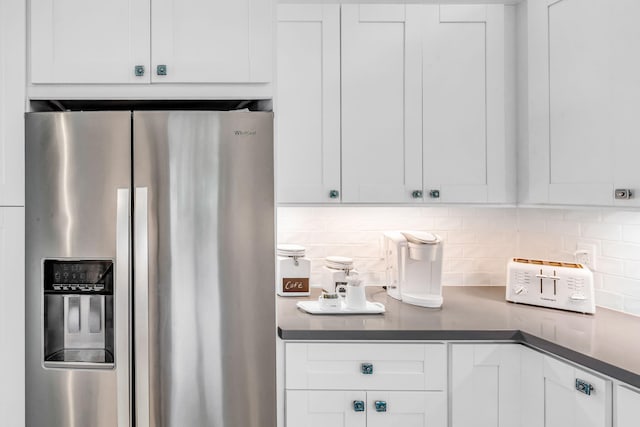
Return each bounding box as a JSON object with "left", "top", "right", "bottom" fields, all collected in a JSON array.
[
  {"left": 576, "top": 378, "right": 594, "bottom": 395},
  {"left": 134, "top": 187, "right": 150, "bottom": 427},
  {"left": 116, "top": 188, "right": 131, "bottom": 427}
]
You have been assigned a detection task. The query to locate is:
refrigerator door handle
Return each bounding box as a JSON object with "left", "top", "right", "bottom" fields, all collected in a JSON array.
[
  {"left": 134, "top": 187, "right": 150, "bottom": 427},
  {"left": 116, "top": 188, "right": 131, "bottom": 427}
]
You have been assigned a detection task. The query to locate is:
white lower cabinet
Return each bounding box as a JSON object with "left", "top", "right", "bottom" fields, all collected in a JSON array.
[
  {"left": 616, "top": 385, "right": 640, "bottom": 427},
  {"left": 451, "top": 344, "right": 521, "bottom": 427},
  {"left": 520, "top": 346, "right": 612, "bottom": 427},
  {"left": 284, "top": 342, "right": 633, "bottom": 427},
  {"left": 284, "top": 343, "right": 447, "bottom": 427},
  {"left": 286, "top": 390, "right": 445, "bottom": 427}
]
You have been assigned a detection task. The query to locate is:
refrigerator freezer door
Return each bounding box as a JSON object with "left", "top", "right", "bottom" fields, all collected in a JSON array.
[
  {"left": 25, "top": 112, "right": 132, "bottom": 427},
  {"left": 133, "top": 111, "right": 276, "bottom": 427}
]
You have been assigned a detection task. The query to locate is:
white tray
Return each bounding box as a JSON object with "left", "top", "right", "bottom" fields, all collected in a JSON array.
[{"left": 296, "top": 300, "right": 385, "bottom": 315}]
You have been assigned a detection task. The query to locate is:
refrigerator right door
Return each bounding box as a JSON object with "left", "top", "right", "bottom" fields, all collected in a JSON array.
[{"left": 133, "top": 111, "right": 276, "bottom": 427}]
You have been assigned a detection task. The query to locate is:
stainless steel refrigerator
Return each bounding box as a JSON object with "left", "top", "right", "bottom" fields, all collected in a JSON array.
[{"left": 25, "top": 110, "right": 276, "bottom": 427}]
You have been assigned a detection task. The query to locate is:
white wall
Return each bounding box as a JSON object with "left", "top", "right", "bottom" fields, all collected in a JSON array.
[{"left": 277, "top": 206, "right": 640, "bottom": 316}]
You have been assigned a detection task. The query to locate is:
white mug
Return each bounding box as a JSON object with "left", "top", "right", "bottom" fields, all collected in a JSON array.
[{"left": 336, "top": 283, "right": 367, "bottom": 310}]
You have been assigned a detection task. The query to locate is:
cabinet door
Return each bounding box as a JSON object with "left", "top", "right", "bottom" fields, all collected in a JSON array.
[
  {"left": 610, "top": 0, "right": 640, "bottom": 207},
  {"left": 341, "top": 4, "right": 422, "bottom": 203},
  {"left": 277, "top": 4, "right": 341, "bottom": 203},
  {"left": 0, "top": 208, "right": 25, "bottom": 427},
  {"left": 616, "top": 385, "right": 640, "bottom": 427},
  {"left": 0, "top": 0, "right": 25, "bottom": 205},
  {"left": 451, "top": 344, "right": 521, "bottom": 427},
  {"left": 151, "top": 0, "right": 272, "bottom": 83},
  {"left": 526, "top": 0, "right": 614, "bottom": 205},
  {"left": 286, "top": 390, "right": 366, "bottom": 427},
  {"left": 421, "top": 5, "right": 513, "bottom": 203},
  {"left": 30, "top": 0, "right": 150, "bottom": 84},
  {"left": 367, "top": 392, "right": 446, "bottom": 427},
  {"left": 543, "top": 355, "right": 612, "bottom": 427}
]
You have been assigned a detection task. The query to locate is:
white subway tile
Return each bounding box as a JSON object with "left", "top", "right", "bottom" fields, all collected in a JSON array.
[
  {"left": 602, "top": 210, "right": 640, "bottom": 224},
  {"left": 623, "top": 297, "right": 640, "bottom": 317},
  {"left": 420, "top": 207, "right": 450, "bottom": 217},
  {"left": 443, "top": 244, "right": 464, "bottom": 258},
  {"left": 443, "top": 258, "right": 475, "bottom": 273},
  {"left": 603, "top": 275, "right": 640, "bottom": 298},
  {"left": 546, "top": 220, "right": 580, "bottom": 236},
  {"left": 624, "top": 261, "right": 640, "bottom": 280},
  {"left": 595, "top": 257, "right": 624, "bottom": 276},
  {"left": 518, "top": 217, "right": 546, "bottom": 232},
  {"left": 595, "top": 289, "right": 624, "bottom": 311},
  {"left": 442, "top": 272, "right": 464, "bottom": 286},
  {"left": 463, "top": 272, "right": 492, "bottom": 286},
  {"left": 602, "top": 241, "right": 640, "bottom": 260},
  {"left": 563, "top": 209, "right": 602, "bottom": 222},
  {"left": 447, "top": 231, "right": 477, "bottom": 244},
  {"left": 622, "top": 225, "right": 640, "bottom": 243},
  {"left": 581, "top": 222, "right": 622, "bottom": 240},
  {"left": 434, "top": 217, "right": 463, "bottom": 230},
  {"left": 462, "top": 216, "right": 490, "bottom": 230}
]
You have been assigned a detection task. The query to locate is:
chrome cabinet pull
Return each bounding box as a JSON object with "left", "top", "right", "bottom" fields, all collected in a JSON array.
[
  {"left": 429, "top": 189, "right": 440, "bottom": 198},
  {"left": 412, "top": 190, "right": 423, "bottom": 198},
  {"left": 329, "top": 189, "right": 340, "bottom": 199},
  {"left": 135, "top": 65, "right": 145, "bottom": 76},
  {"left": 374, "top": 401, "right": 387, "bottom": 412},
  {"left": 361, "top": 363, "right": 373, "bottom": 375},
  {"left": 353, "top": 400, "right": 365, "bottom": 412},
  {"left": 576, "top": 378, "right": 594, "bottom": 396},
  {"left": 157, "top": 64, "right": 167, "bottom": 76}
]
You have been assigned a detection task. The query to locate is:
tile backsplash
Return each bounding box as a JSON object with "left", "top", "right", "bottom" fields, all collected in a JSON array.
[{"left": 277, "top": 206, "right": 640, "bottom": 316}]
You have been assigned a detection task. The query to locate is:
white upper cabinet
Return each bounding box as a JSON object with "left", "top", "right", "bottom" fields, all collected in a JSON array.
[
  {"left": 522, "top": 0, "right": 640, "bottom": 206},
  {"left": 341, "top": 4, "right": 423, "bottom": 203},
  {"left": 276, "top": 4, "right": 341, "bottom": 203},
  {"left": 151, "top": 0, "right": 271, "bottom": 83},
  {"left": 421, "top": 5, "right": 515, "bottom": 204},
  {"left": 0, "top": 0, "right": 25, "bottom": 206},
  {"left": 276, "top": 3, "right": 515, "bottom": 204},
  {"left": 29, "top": 0, "right": 272, "bottom": 85},
  {"left": 30, "top": 0, "right": 150, "bottom": 84}
]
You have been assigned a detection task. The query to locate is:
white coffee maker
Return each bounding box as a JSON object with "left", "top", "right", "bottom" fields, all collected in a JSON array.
[{"left": 383, "top": 231, "right": 444, "bottom": 308}]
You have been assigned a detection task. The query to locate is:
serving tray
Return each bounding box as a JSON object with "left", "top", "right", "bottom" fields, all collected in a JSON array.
[{"left": 296, "top": 300, "right": 385, "bottom": 315}]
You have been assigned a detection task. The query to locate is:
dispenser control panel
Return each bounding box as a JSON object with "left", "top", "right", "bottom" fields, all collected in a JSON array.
[
  {"left": 43, "top": 259, "right": 113, "bottom": 293},
  {"left": 506, "top": 258, "right": 595, "bottom": 314}
]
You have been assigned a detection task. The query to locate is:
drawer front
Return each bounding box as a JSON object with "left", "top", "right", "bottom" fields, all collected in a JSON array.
[{"left": 286, "top": 343, "right": 446, "bottom": 391}]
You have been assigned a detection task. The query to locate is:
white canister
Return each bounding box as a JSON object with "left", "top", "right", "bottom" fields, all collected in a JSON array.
[
  {"left": 277, "top": 244, "right": 311, "bottom": 296},
  {"left": 321, "top": 256, "right": 359, "bottom": 293}
]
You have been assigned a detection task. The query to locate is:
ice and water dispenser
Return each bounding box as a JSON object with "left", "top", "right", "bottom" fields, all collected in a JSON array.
[{"left": 43, "top": 260, "right": 115, "bottom": 367}]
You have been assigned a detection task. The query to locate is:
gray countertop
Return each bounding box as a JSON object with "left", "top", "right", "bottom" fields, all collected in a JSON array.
[{"left": 277, "top": 286, "right": 640, "bottom": 388}]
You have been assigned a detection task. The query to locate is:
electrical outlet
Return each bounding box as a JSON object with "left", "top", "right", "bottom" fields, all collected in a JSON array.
[{"left": 575, "top": 243, "right": 597, "bottom": 271}]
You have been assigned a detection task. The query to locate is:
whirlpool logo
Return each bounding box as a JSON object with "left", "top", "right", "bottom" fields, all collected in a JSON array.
[{"left": 234, "top": 130, "right": 257, "bottom": 136}]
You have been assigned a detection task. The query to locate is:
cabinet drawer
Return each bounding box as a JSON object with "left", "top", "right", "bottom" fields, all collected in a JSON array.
[{"left": 285, "top": 343, "right": 446, "bottom": 391}]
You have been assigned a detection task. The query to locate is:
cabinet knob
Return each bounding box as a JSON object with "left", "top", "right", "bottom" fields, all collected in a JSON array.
[
  {"left": 134, "top": 65, "right": 145, "bottom": 76},
  {"left": 329, "top": 189, "right": 340, "bottom": 199},
  {"left": 429, "top": 189, "right": 440, "bottom": 199},
  {"left": 411, "top": 190, "right": 423, "bottom": 199},
  {"left": 157, "top": 64, "right": 167, "bottom": 76},
  {"left": 360, "top": 363, "right": 373, "bottom": 375},
  {"left": 575, "top": 378, "right": 594, "bottom": 395},
  {"left": 353, "top": 400, "right": 365, "bottom": 412},
  {"left": 374, "top": 401, "right": 387, "bottom": 412}
]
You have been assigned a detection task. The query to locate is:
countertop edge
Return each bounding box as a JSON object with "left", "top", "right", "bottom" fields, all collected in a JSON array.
[{"left": 277, "top": 326, "right": 640, "bottom": 389}]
